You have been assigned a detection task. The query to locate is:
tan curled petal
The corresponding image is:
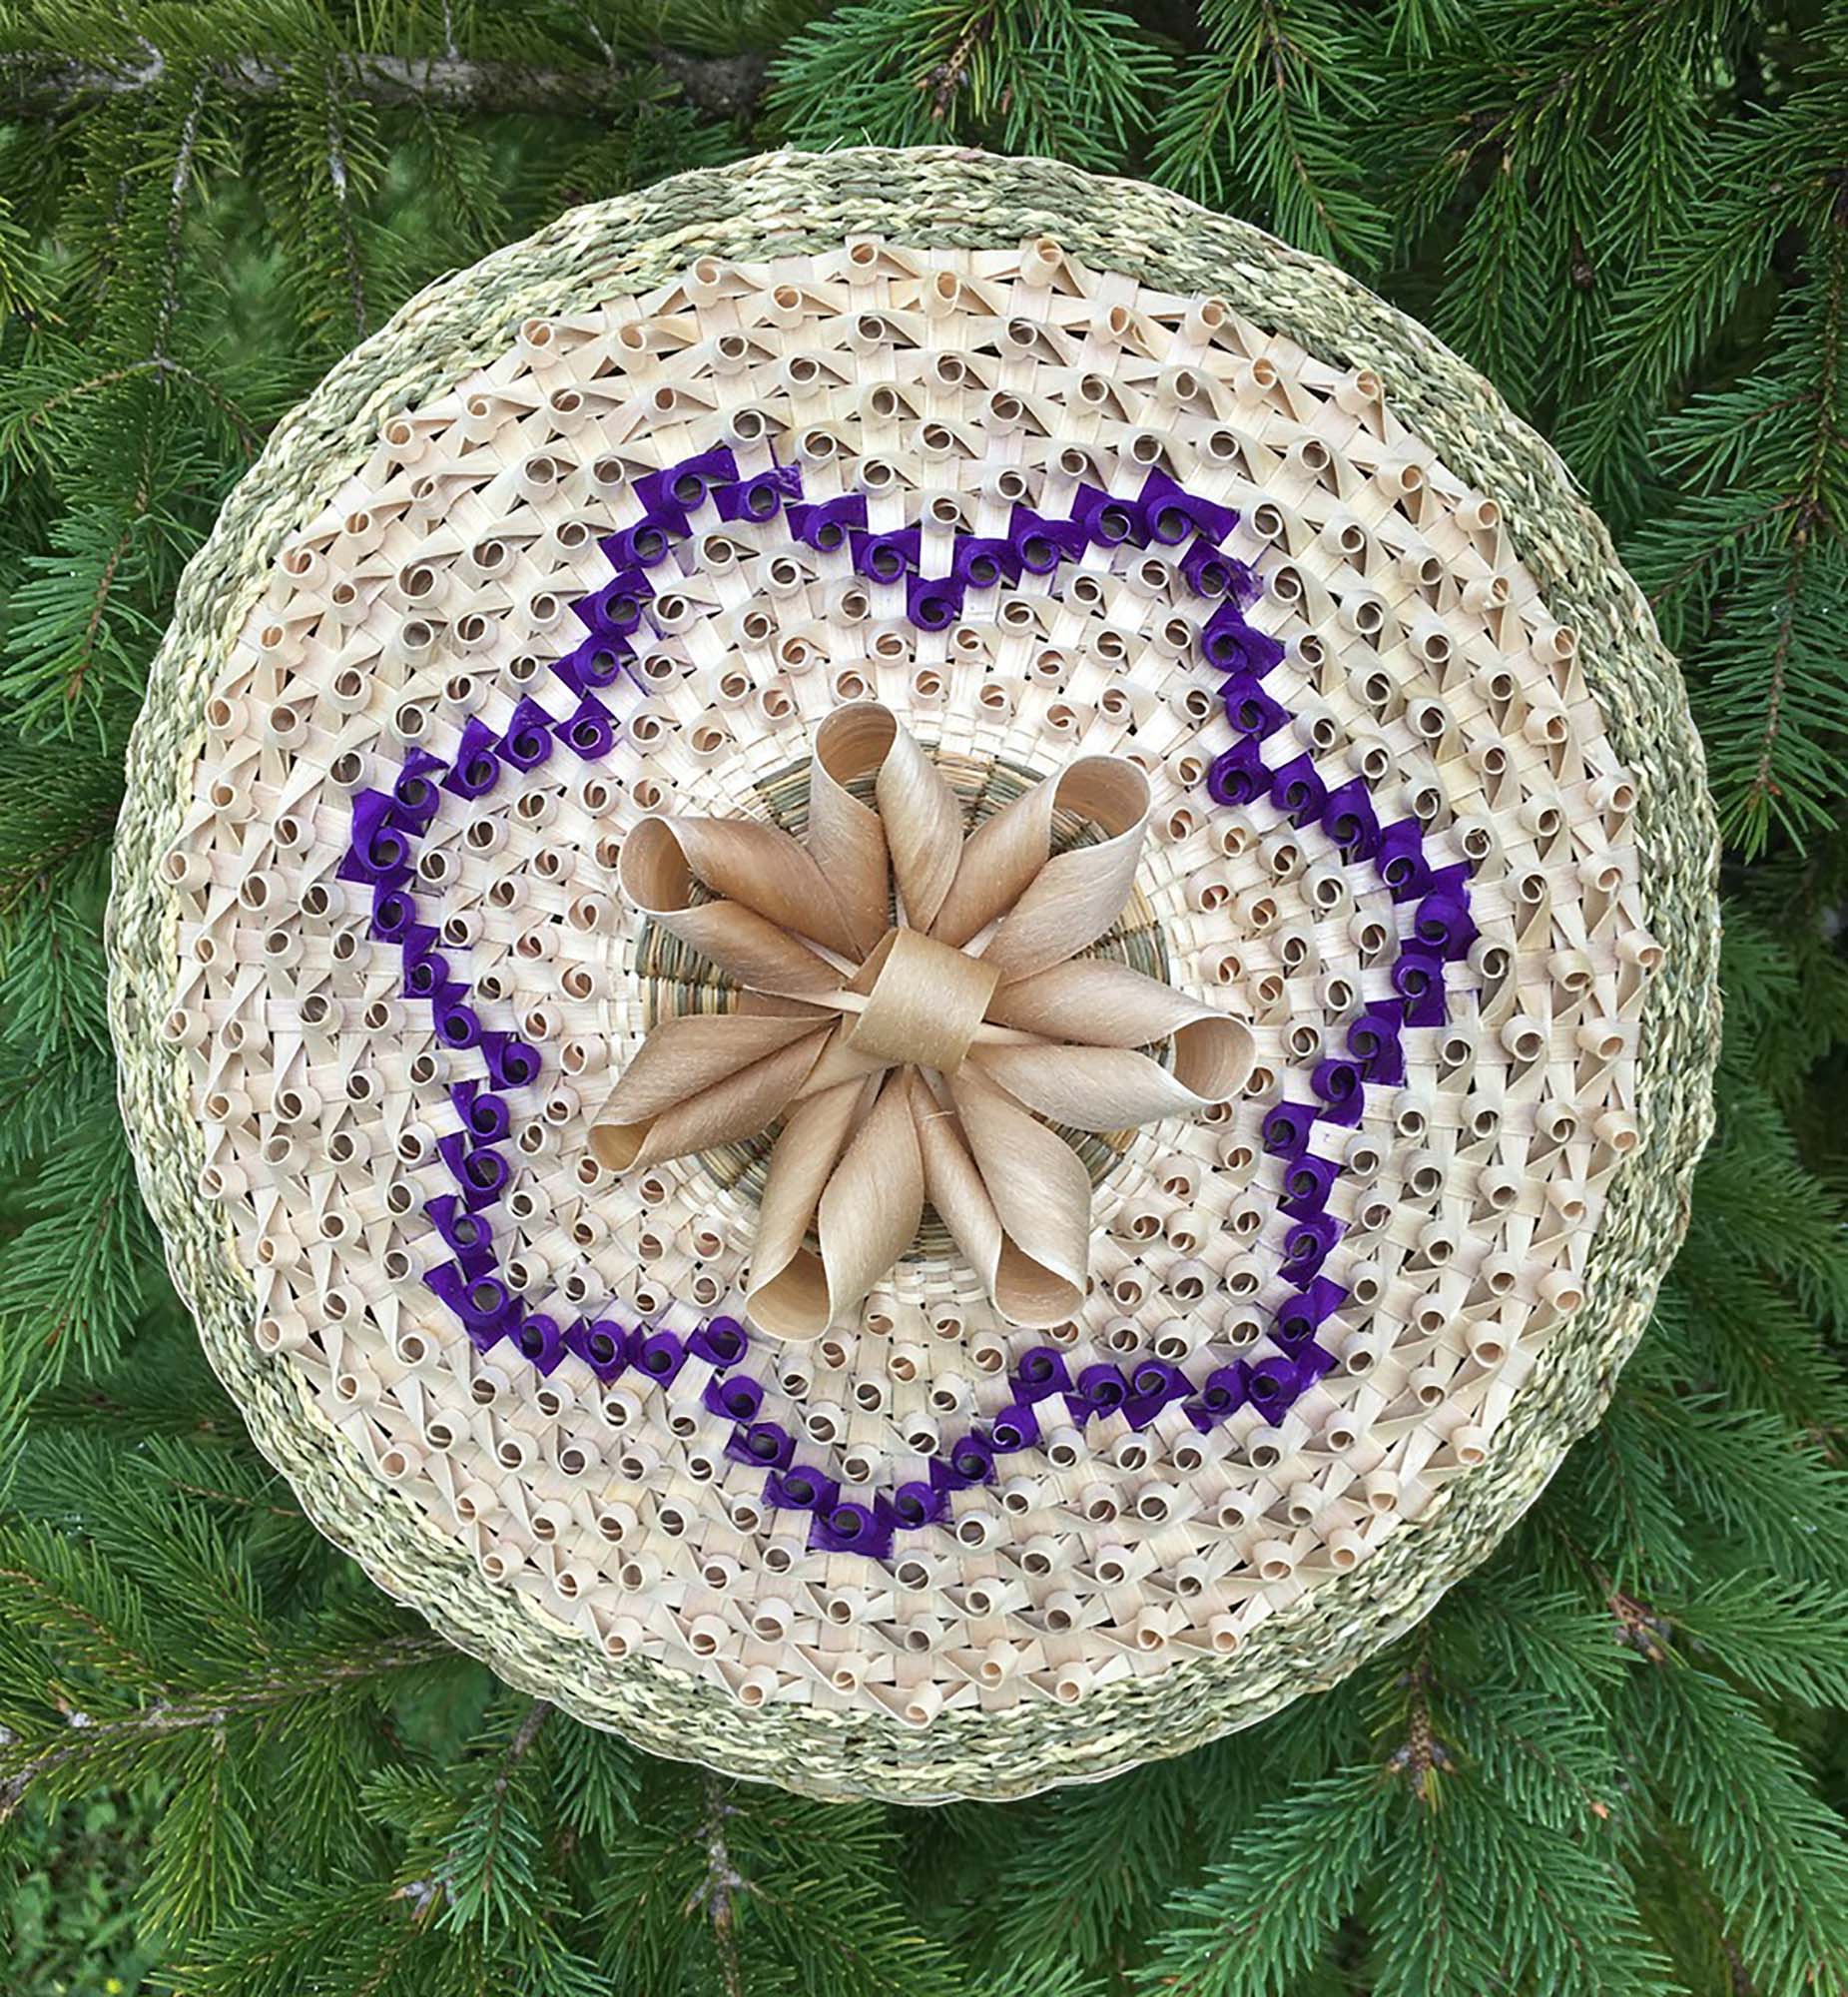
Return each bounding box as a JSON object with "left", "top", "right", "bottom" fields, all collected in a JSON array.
[
  {"left": 870, "top": 711, "right": 963, "bottom": 931},
  {"left": 945, "top": 1065, "right": 1089, "bottom": 1326},
  {"left": 929, "top": 773, "right": 1061, "bottom": 948},
  {"left": 792, "top": 1019, "right": 892, "bottom": 1100},
  {"left": 590, "top": 1024, "right": 833, "bottom": 1170},
  {"left": 946, "top": 756, "right": 1152, "bottom": 981},
  {"left": 619, "top": 817, "right": 842, "bottom": 999},
  {"left": 640, "top": 813, "right": 860, "bottom": 956},
  {"left": 733, "top": 992, "right": 838, "bottom": 1020},
  {"left": 746, "top": 1077, "right": 870, "bottom": 1341},
  {"left": 968, "top": 1043, "right": 1228, "bottom": 1131},
  {"left": 808, "top": 704, "right": 895, "bottom": 955},
  {"left": 598, "top": 1012, "right": 824, "bottom": 1125},
  {"left": 984, "top": 960, "right": 1255, "bottom": 1103},
  {"left": 908, "top": 1070, "right": 1002, "bottom": 1274},
  {"left": 911, "top": 1073, "right": 1079, "bottom": 1328},
  {"left": 809, "top": 1069, "right": 925, "bottom": 1333}
]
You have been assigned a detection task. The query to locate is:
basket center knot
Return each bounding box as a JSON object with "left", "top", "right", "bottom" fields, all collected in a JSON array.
[{"left": 842, "top": 928, "right": 1000, "bottom": 1073}]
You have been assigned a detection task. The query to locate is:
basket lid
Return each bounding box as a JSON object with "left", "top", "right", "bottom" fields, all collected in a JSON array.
[{"left": 109, "top": 148, "right": 1718, "bottom": 1801}]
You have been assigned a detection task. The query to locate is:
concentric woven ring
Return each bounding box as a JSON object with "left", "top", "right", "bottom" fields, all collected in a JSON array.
[{"left": 108, "top": 147, "right": 1719, "bottom": 1802}]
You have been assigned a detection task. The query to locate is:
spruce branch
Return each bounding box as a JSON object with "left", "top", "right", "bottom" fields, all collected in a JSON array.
[
  {"left": 443, "top": 1698, "right": 553, "bottom": 1936},
  {"left": 144, "top": 1724, "right": 258, "bottom": 1945},
  {"left": 0, "top": 185, "right": 37, "bottom": 316},
  {"left": 545, "top": 1717, "right": 639, "bottom": 1842},
  {"left": 0, "top": 1543, "right": 168, "bottom": 1694},
  {"left": 1372, "top": 0, "right": 1750, "bottom": 443},
  {"left": 0, "top": 6, "right": 1843, "bottom": 1990},
  {"left": 1624, "top": 203, "right": 1848, "bottom": 855},
  {"left": 0, "top": 1042, "right": 112, "bottom": 1173},
  {"left": 0, "top": 739, "right": 122, "bottom": 897},
  {"left": 165, "top": 1873, "right": 447, "bottom": 1997},
  {"left": 974, "top": 1756, "right": 1199, "bottom": 1964},
  {"left": 770, "top": 0, "right": 1168, "bottom": 172},
  {"left": 62, "top": 484, "right": 144, "bottom": 710},
  {"left": 1148, "top": 0, "right": 1389, "bottom": 269},
  {"left": 1381, "top": 1651, "right": 1455, "bottom": 1802},
  {"left": 149, "top": 1475, "right": 303, "bottom": 1521},
  {"left": 0, "top": 354, "right": 265, "bottom": 467},
  {"left": 1631, "top": 1663, "right": 1848, "bottom": 1992},
  {"left": 0, "top": 1132, "right": 151, "bottom": 1399},
  {"left": 1133, "top": 1766, "right": 1393, "bottom": 1996},
  {"left": 0, "top": 1632, "right": 452, "bottom": 1819},
  {"left": 1648, "top": 1831, "right": 1759, "bottom": 1997}
]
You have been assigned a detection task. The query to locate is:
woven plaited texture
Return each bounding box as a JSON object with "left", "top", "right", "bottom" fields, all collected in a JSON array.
[{"left": 108, "top": 147, "right": 1719, "bottom": 1803}]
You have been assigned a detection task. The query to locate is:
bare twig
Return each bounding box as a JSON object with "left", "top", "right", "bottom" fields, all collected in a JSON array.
[
  {"left": 323, "top": 84, "right": 368, "bottom": 339},
  {"left": 1384, "top": 1650, "right": 1455, "bottom": 1801},
  {"left": 688, "top": 1772, "right": 751, "bottom": 1997},
  {"left": 1, "top": 46, "right": 769, "bottom": 122},
  {"left": 153, "top": 72, "right": 208, "bottom": 359},
  {"left": 499, "top": 1698, "right": 553, "bottom": 1777},
  {"left": 652, "top": 47, "right": 770, "bottom": 122}
]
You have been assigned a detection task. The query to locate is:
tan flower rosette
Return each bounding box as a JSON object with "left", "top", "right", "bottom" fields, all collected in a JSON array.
[
  {"left": 593, "top": 701, "right": 1253, "bottom": 1339},
  {"left": 108, "top": 149, "right": 1717, "bottom": 1802}
]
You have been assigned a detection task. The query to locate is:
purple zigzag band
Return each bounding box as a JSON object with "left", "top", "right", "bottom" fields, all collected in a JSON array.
[{"left": 337, "top": 445, "right": 1477, "bottom": 1558}]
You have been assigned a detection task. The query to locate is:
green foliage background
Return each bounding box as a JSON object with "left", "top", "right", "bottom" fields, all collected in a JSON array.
[{"left": 0, "top": 3, "right": 1845, "bottom": 1992}]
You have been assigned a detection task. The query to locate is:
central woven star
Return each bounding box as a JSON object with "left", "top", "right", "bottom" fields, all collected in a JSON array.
[{"left": 591, "top": 703, "right": 1252, "bottom": 1340}]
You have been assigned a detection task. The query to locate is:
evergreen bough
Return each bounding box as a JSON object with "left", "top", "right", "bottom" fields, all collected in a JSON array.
[{"left": 0, "top": 4, "right": 1844, "bottom": 1992}]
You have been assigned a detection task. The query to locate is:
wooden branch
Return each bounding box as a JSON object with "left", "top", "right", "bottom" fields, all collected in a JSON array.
[{"left": 0, "top": 44, "right": 770, "bottom": 123}]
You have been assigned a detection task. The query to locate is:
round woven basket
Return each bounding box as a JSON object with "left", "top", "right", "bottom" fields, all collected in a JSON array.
[{"left": 108, "top": 146, "right": 1719, "bottom": 1803}]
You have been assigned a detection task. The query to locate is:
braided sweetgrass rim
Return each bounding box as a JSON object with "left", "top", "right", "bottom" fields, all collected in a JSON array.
[{"left": 106, "top": 147, "right": 1720, "bottom": 1804}]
